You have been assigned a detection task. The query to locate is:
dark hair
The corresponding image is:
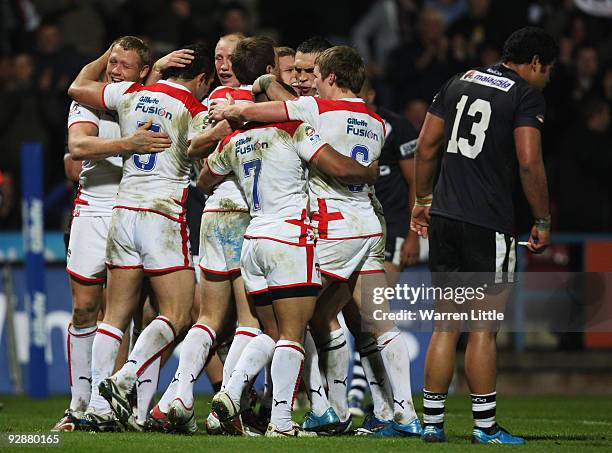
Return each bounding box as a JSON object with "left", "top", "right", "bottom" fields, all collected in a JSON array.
[
  {"left": 275, "top": 46, "right": 296, "bottom": 58},
  {"left": 502, "top": 27, "right": 559, "bottom": 66},
  {"left": 163, "top": 43, "right": 214, "bottom": 82},
  {"left": 316, "top": 45, "right": 365, "bottom": 94},
  {"left": 112, "top": 36, "right": 151, "bottom": 68},
  {"left": 231, "top": 36, "right": 276, "bottom": 85},
  {"left": 296, "top": 36, "right": 332, "bottom": 55},
  {"left": 223, "top": 1, "right": 246, "bottom": 15}
]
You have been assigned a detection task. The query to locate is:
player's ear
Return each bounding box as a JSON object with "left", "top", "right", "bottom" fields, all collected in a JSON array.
[
  {"left": 530, "top": 55, "right": 540, "bottom": 72},
  {"left": 328, "top": 72, "right": 336, "bottom": 86},
  {"left": 139, "top": 64, "right": 150, "bottom": 81},
  {"left": 266, "top": 64, "right": 275, "bottom": 75}
]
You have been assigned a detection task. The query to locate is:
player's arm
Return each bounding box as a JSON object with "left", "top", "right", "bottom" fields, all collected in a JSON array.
[
  {"left": 68, "top": 47, "right": 112, "bottom": 109},
  {"left": 253, "top": 74, "right": 298, "bottom": 101},
  {"left": 146, "top": 49, "right": 195, "bottom": 85},
  {"left": 210, "top": 101, "right": 288, "bottom": 124},
  {"left": 188, "top": 120, "right": 233, "bottom": 159},
  {"left": 515, "top": 126, "right": 551, "bottom": 253},
  {"left": 64, "top": 153, "right": 82, "bottom": 182},
  {"left": 310, "top": 145, "right": 379, "bottom": 185},
  {"left": 196, "top": 161, "right": 225, "bottom": 195},
  {"left": 411, "top": 113, "right": 445, "bottom": 238},
  {"left": 399, "top": 157, "right": 420, "bottom": 266},
  {"left": 68, "top": 121, "right": 171, "bottom": 161}
]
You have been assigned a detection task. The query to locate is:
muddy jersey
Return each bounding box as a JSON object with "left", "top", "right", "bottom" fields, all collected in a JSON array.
[
  {"left": 207, "top": 120, "right": 327, "bottom": 245},
  {"left": 285, "top": 96, "right": 385, "bottom": 239},
  {"left": 202, "top": 84, "right": 253, "bottom": 213},
  {"left": 67, "top": 101, "right": 123, "bottom": 217},
  {"left": 103, "top": 80, "right": 207, "bottom": 221}
]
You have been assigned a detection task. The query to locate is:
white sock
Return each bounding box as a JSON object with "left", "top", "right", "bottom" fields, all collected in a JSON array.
[
  {"left": 115, "top": 316, "right": 176, "bottom": 392},
  {"left": 173, "top": 324, "right": 216, "bottom": 409},
  {"left": 222, "top": 327, "right": 261, "bottom": 389},
  {"left": 270, "top": 340, "right": 304, "bottom": 432},
  {"left": 136, "top": 356, "right": 160, "bottom": 423},
  {"left": 88, "top": 323, "right": 123, "bottom": 414},
  {"left": 225, "top": 333, "right": 275, "bottom": 407},
  {"left": 67, "top": 324, "right": 97, "bottom": 412},
  {"left": 358, "top": 336, "right": 393, "bottom": 421},
  {"left": 157, "top": 370, "right": 179, "bottom": 414},
  {"left": 303, "top": 330, "right": 330, "bottom": 417},
  {"left": 319, "top": 328, "right": 350, "bottom": 421},
  {"left": 377, "top": 330, "right": 417, "bottom": 423},
  {"left": 261, "top": 363, "right": 273, "bottom": 410}
]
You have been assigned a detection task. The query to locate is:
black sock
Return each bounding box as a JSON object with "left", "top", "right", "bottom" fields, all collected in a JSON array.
[
  {"left": 471, "top": 392, "right": 497, "bottom": 433},
  {"left": 423, "top": 389, "right": 447, "bottom": 429}
]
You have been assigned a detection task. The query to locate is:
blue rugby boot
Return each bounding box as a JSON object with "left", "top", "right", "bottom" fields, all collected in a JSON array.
[
  {"left": 421, "top": 425, "right": 447, "bottom": 442},
  {"left": 369, "top": 418, "right": 422, "bottom": 437},
  {"left": 472, "top": 425, "right": 525, "bottom": 445},
  {"left": 302, "top": 407, "right": 340, "bottom": 433}
]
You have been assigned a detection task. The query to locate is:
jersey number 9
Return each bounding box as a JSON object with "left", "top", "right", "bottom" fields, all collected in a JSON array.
[{"left": 133, "top": 121, "right": 161, "bottom": 172}]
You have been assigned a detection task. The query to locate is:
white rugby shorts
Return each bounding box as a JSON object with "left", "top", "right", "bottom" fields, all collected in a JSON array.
[
  {"left": 198, "top": 211, "right": 250, "bottom": 275},
  {"left": 240, "top": 237, "right": 322, "bottom": 305},
  {"left": 316, "top": 234, "right": 385, "bottom": 281},
  {"left": 66, "top": 216, "right": 111, "bottom": 282},
  {"left": 106, "top": 208, "right": 193, "bottom": 272}
]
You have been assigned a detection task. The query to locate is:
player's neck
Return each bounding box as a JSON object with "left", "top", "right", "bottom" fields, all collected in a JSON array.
[
  {"left": 167, "top": 77, "right": 196, "bottom": 95},
  {"left": 325, "top": 86, "right": 358, "bottom": 101}
]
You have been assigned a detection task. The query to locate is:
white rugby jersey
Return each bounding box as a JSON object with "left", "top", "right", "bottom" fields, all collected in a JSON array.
[
  {"left": 103, "top": 80, "right": 207, "bottom": 221},
  {"left": 285, "top": 96, "right": 386, "bottom": 239},
  {"left": 207, "top": 121, "right": 327, "bottom": 245},
  {"left": 67, "top": 101, "right": 123, "bottom": 217},
  {"left": 202, "top": 84, "right": 253, "bottom": 213}
]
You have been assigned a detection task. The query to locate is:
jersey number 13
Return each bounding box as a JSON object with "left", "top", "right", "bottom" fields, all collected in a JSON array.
[{"left": 447, "top": 95, "right": 491, "bottom": 159}]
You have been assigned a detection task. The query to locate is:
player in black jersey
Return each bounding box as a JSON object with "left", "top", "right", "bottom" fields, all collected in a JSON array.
[
  {"left": 411, "top": 27, "right": 557, "bottom": 445},
  {"left": 361, "top": 80, "right": 421, "bottom": 272}
]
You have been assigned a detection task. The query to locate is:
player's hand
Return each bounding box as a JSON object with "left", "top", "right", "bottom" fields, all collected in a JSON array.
[
  {"left": 400, "top": 232, "right": 420, "bottom": 268},
  {"left": 153, "top": 49, "right": 195, "bottom": 73},
  {"left": 365, "top": 160, "right": 379, "bottom": 185},
  {"left": 125, "top": 120, "right": 172, "bottom": 154},
  {"left": 209, "top": 103, "right": 242, "bottom": 123},
  {"left": 526, "top": 224, "right": 550, "bottom": 254},
  {"left": 410, "top": 205, "right": 431, "bottom": 238}
]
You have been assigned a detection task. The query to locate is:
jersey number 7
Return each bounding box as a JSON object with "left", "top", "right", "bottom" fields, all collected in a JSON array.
[
  {"left": 243, "top": 158, "right": 262, "bottom": 211},
  {"left": 447, "top": 95, "right": 491, "bottom": 159},
  {"left": 133, "top": 121, "right": 162, "bottom": 172}
]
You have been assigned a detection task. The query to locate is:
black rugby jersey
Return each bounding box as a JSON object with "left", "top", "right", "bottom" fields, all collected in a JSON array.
[
  {"left": 374, "top": 107, "right": 418, "bottom": 228},
  {"left": 428, "top": 63, "right": 546, "bottom": 234}
]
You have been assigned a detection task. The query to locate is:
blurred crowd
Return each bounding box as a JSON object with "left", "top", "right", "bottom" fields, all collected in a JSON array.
[{"left": 1, "top": 0, "right": 611, "bottom": 232}]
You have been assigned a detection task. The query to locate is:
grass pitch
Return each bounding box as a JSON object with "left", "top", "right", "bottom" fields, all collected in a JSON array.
[{"left": 0, "top": 395, "right": 610, "bottom": 452}]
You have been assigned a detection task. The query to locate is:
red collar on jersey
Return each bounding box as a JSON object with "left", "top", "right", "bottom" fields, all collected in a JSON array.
[
  {"left": 124, "top": 82, "right": 206, "bottom": 118},
  {"left": 218, "top": 120, "right": 303, "bottom": 150},
  {"left": 314, "top": 97, "right": 386, "bottom": 136}
]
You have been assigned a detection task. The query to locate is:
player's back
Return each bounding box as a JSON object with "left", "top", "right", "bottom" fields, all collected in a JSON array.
[
  {"left": 285, "top": 96, "right": 386, "bottom": 239},
  {"left": 429, "top": 63, "right": 546, "bottom": 234},
  {"left": 209, "top": 120, "right": 325, "bottom": 244},
  {"left": 104, "top": 80, "right": 207, "bottom": 220}
]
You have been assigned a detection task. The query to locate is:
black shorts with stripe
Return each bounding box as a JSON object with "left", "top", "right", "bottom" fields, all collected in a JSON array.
[{"left": 428, "top": 215, "right": 516, "bottom": 286}]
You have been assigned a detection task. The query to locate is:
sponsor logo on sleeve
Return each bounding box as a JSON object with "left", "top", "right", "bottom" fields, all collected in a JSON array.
[{"left": 399, "top": 139, "right": 418, "bottom": 158}]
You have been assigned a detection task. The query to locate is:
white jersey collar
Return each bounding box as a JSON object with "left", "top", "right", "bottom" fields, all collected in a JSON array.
[{"left": 158, "top": 79, "right": 191, "bottom": 93}]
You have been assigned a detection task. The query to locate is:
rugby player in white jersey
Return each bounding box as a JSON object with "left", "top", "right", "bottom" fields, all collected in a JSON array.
[
  {"left": 211, "top": 45, "right": 422, "bottom": 438},
  {"left": 52, "top": 36, "right": 175, "bottom": 432},
  {"left": 202, "top": 111, "right": 378, "bottom": 438},
  {"left": 150, "top": 36, "right": 277, "bottom": 435},
  {"left": 67, "top": 43, "right": 214, "bottom": 431}
]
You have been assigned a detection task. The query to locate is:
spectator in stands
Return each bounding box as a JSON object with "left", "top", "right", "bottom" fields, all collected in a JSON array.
[
  {"left": 571, "top": 45, "right": 602, "bottom": 101},
  {"left": 425, "top": 0, "right": 467, "bottom": 25},
  {"left": 558, "top": 98, "right": 612, "bottom": 231},
  {"left": 385, "top": 8, "right": 456, "bottom": 110}
]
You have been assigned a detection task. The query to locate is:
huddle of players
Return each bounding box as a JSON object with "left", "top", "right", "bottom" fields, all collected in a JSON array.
[
  {"left": 54, "top": 25, "right": 555, "bottom": 444},
  {"left": 54, "top": 33, "right": 421, "bottom": 439}
]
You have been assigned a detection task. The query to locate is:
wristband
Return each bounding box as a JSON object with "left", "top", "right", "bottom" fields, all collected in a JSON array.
[
  {"left": 415, "top": 194, "right": 433, "bottom": 207},
  {"left": 535, "top": 215, "right": 551, "bottom": 231}
]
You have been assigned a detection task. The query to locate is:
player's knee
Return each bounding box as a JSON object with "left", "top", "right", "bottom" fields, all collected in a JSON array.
[{"left": 72, "top": 303, "right": 99, "bottom": 327}]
